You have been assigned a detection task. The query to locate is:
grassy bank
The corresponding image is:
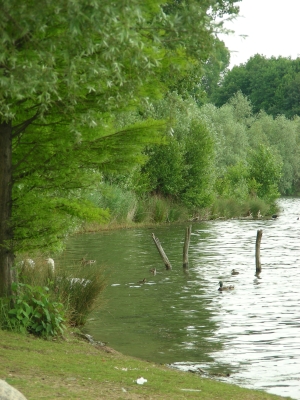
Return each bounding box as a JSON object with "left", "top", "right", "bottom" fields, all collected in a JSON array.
[
  {"left": 78, "top": 186, "right": 279, "bottom": 234},
  {"left": 0, "top": 330, "right": 291, "bottom": 400}
]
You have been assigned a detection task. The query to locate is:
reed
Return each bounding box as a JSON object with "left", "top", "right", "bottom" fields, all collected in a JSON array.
[{"left": 12, "top": 257, "right": 107, "bottom": 328}]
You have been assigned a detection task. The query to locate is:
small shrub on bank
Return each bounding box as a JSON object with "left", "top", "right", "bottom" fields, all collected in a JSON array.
[
  {"left": 133, "top": 195, "right": 189, "bottom": 224},
  {"left": 246, "top": 197, "right": 270, "bottom": 217},
  {"left": 53, "top": 265, "right": 107, "bottom": 326},
  {"left": 210, "top": 196, "right": 277, "bottom": 219},
  {"left": 0, "top": 283, "right": 65, "bottom": 337},
  {"left": 8, "top": 258, "right": 107, "bottom": 331}
]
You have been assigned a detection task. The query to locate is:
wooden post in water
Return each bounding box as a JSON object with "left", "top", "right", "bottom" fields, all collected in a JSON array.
[
  {"left": 183, "top": 225, "right": 192, "bottom": 270},
  {"left": 255, "top": 229, "right": 263, "bottom": 275},
  {"left": 152, "top": 233, "right": 172, "bottom": 270}
]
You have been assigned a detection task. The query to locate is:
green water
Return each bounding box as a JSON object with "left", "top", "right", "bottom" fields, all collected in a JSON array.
[
  {"left": 59, "top": 224, "right": 222, "bottom": 366},
  {"left": 59, "top": 199, "right": 300, "bottom": 399}
]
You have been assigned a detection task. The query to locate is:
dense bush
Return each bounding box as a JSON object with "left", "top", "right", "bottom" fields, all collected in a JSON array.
[
  {"left": 53, "top": 265, "right": 107, "bottom": 327},
  {"left": 0, "top": 283, "right": 65, "bottom": 337},
  {"left": 0, "top": 259, "right": 107, "bottom": 335}
]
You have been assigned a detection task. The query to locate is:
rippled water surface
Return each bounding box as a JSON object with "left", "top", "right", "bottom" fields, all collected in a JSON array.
[{"left": 60, "top": 198, "right": 300, "bottom": 399}]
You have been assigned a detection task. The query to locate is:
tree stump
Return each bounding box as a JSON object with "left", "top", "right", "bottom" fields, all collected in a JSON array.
[
  {"left": 152, "top": 233, "right": 172, "bottom": 270},
  {"left": 255, "top": 229, "right": 263, "bottom": 275}
]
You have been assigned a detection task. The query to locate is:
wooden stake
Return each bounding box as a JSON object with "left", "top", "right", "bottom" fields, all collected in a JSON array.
[
  {"left": 255, "top": 229, "right": 263, "bottom": 275},
  {"left": 183, "top": 225, "right": 192, "bottom": 270},
  {"left": 152, "top": 233, "right": 172, "bottom": 270}
]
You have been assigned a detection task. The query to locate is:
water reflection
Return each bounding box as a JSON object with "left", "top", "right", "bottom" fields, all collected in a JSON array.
[{"left": 60, "top": 198, "right": 300, "bottom": 399}]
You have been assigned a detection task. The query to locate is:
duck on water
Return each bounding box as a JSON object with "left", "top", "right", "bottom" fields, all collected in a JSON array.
[
  {"left": 231, "top": 269, "right": 239, "bottom": 275},
  {"left": 218, "top": 281, "right": 234, "bottom": 291}
]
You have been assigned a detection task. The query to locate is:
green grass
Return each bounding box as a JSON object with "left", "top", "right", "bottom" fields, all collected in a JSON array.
[{"left": 0, "top": 330, "right": 292, "bottom": 400}]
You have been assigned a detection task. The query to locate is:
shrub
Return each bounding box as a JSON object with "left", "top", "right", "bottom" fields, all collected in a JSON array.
[
  {"left": 1, "top": 283, "right": 66, "bottom": 337},
  {"left": 53, "top": 265, "right": 107, "bottom": 327},
  {"left": 14, "top": 258, "right": 107, "bottom": 329}
]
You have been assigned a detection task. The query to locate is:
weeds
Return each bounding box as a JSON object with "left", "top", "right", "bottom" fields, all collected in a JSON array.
[
  {"left": 0, "top": 257, "right": 107, "bottom": 337},
  {"left": 0, "top": 283, "right": 65, "bottom": 337}
]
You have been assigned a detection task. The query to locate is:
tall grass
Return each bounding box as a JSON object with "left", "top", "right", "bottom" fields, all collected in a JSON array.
[
  {"left": 83, "top": 184, "right": 190, "bottom": 227},
  {"left": 210, "top": 196, "right": 275, "bottom": 219},
  {"left": 133, "top": 195, "right": 189, "bottom": 223},
  {"left": 53, "top": 265, "right": 107, "bottom": 326},
  {"left": 87, "top": 183, "right": 137, "bottom": 223},
  {"left": 81, "top": 182, "right": 279, "bottom": 229},
  {"left": 8, "top": 256, "right": 107, "bottom": 329}
]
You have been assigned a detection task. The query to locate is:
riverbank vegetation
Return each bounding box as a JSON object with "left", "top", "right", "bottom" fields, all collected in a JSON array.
[
  {"left": 0, "top": 259, "right": 106, "bottom": 336},
  {"left": 0, "top": 3, "right": 299, "bottom": 397},
  {"left": 0, "top": 0, "right": 241, "bottom": 297},
  {"left": 0, "top": 0, "right": 300, "bottom": 345}
]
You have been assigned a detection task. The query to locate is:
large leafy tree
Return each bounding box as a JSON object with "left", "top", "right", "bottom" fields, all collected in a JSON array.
[
  {"left": 0, "top": 0, "right": 240, "bottom": 295},
  {"left": 140, "top": 93, "right": 215, "bottom": 208},
  {"left": 212, "top": 54, "right": 300, "bottom": 118},
  {"left": 248, "top": 144, "right": 282, "bottom": 201},
  {"left": 248, "top": 112, "right": 300, "bottom": 194}
]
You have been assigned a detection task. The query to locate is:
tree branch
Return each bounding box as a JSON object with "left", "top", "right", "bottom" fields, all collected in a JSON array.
[{"left": 12, "top": 112, "right": 40, "bottom": 139}]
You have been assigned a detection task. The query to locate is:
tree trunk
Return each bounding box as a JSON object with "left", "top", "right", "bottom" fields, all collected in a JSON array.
[{"left": 0, "top": 121, "right": 14, "bottom": 297}]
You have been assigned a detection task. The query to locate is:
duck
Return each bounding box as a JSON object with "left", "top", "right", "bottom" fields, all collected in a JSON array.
[
  {"left": 272, "top": 214, "right": 278, "bottom": 219},
  {"left": 81, "top": 258, "right": 96, "bottom": 266},
  {"left": 257, "top": 210, "right": 262, "bottom": 218},
  {"left": 23, "top": 258, "right": 35, "bottom": 268},
  {"left": 218, "top": 281, "right": 234, "bottom": 291},
  {"left": 46, "top": 258, "right": 55, "bottom": 272},
  {"left": 149, "top": 268, "right": 157, "bottom": 275},
  {"left": 231, "top": 269, "right": 239, "bottom": 275}
]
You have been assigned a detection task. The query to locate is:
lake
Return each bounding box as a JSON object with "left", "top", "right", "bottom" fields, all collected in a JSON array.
[{"left": 59, "top": 197, "right": 300, "bottom": 399}]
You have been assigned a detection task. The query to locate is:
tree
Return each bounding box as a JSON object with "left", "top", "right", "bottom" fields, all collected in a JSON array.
[
  {"left": 212, "top": 54, "right": 300, "bottom": 118},
  {"left": 0, "top": 0, "right": 241, "bottom": 295},
  {"left": 181, "top": 119, "right": 215, "bottom": 208},
  {"left": 248, "top": 144, "right": 282, "bottom": 201},
  {"left": 198, "top": 97, "right": 249, "bottom": 173},
  {"left": 211, "top": 63, "right": 250, "bottom": 106},
  {"left": 140, "top": 93, "right": 215, "bottom": 207}
]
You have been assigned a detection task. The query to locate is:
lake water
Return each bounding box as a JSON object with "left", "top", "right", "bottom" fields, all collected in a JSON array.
[{"left": 60, "top": 197, "right": 300, "bottom": 399}]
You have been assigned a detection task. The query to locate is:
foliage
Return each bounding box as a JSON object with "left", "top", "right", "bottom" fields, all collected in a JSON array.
[
  {"left": 249, "top": 113, "right": 300, "bottom": 195},
  {"left": 139, "top": 93, "right": 216, "bottom": 209},
  {"left": 132, "top": 194, "right": 189, "bottom": 224},
  {"left": 212, "top": 54, "right": 300, "bottom": 118},
  {"left": 0, "top": 283, "right": 65, "bottom": 337},
  {"left": 248, "top": 144, "right": 282, "bottom": 202},
  {"left": 0, "top": 0, "right": 241, "bottom": 295},
  {"left": 210, "top": 196, "right": 272, "bottom": 219},
  {"left": 167, "top": 37, "right": 231, "bottom": 105},
  {"left": 215, "top": 161, "right": 249, "bottom": 201},
  {"left": 198, "top": 96, "right": 250, "bottom": 175},
  {"left": 181, "top": 119, "right": 215, "bottom": 208},
  {"left": 143, "top": 139, "right": 186, "bottom": 198},
  {"left": 106, "top": 92, "right": 287, "bottom": 217},
  {"left": 53, "top": 265, "right": 107, "bottom": 327},
  {"left": 85, "top": 183, "right": 138, "bottom": 224},
  {"left": 198, "top": 38, "right": 231, "bottom": 104},
  {"left": 16, "top": 260, "right": 107, "bottom": 328}
]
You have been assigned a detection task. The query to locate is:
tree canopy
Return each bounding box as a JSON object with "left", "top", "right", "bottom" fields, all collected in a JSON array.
[
  {"left": 211, "top": 54, "right": 300, "bottom": 118},
  {"left": 0, "top": 0, "right": 241, "bottom": 295}
]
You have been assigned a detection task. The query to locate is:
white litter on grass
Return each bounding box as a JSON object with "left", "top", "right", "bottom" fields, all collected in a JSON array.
[
  {"left": 180, "top": 389, "right": 201, "bottom": 392},
  {"left": 136, "top": 377, "right": 147, "bottom": 385}
]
